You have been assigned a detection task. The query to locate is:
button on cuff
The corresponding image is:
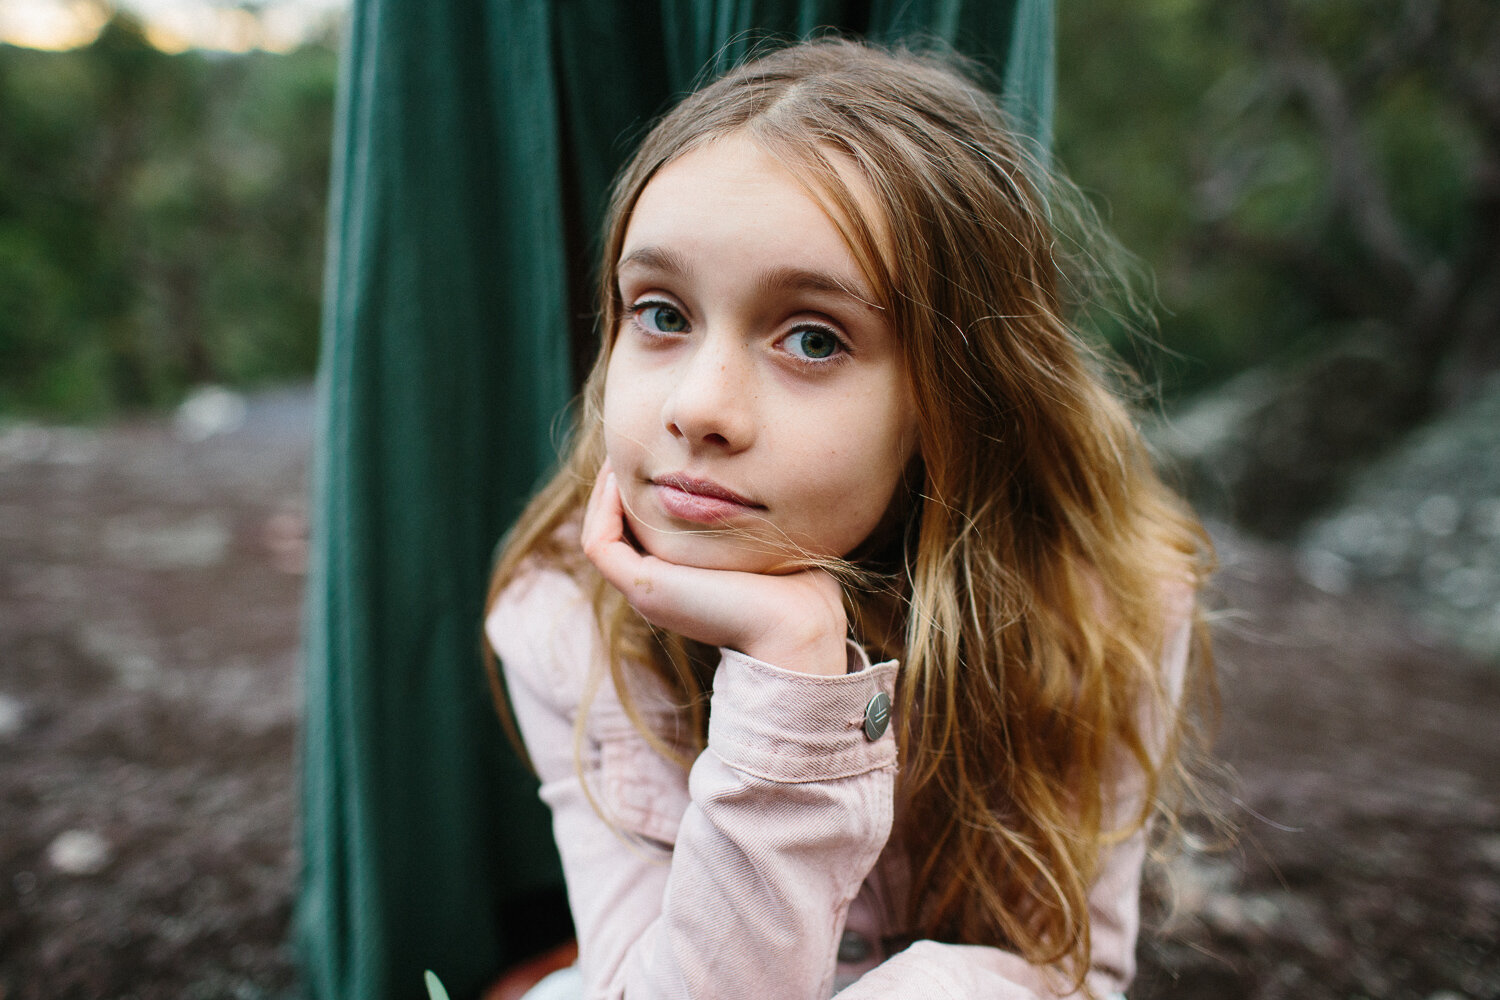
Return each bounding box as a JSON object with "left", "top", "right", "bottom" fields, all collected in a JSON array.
[
  {"left": 709, "top": 647, "right": 899, "bottom": 783},
  {"left": 862, "top": 691, "right": 891, "bottom": 741}
]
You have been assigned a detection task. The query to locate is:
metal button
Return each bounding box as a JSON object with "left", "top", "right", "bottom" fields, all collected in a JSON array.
[
  {"left": 863, "top": 691, "right": 890, "bottom": 741},
  {"left": 837, "top": 929, "right": 872, "bottom": 963}
]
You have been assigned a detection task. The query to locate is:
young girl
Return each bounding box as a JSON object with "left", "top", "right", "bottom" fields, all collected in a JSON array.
[{"left": 485, "top": 38, "right": 1210, "bottom": 1000}]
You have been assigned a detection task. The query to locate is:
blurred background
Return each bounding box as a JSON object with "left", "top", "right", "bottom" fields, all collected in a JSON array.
[{"left": 0, "top": 0, "right": 1496, "bottom": 998}]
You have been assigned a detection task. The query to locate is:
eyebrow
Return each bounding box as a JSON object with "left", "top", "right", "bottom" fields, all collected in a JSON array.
[
  {"left": 617, "top": 245, "right": 882, "bottom": 312},
  {"left": 617, "top": 245, "right": 691, "bottom": 279}
]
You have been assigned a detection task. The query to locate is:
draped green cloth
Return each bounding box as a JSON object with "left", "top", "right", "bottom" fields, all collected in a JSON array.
[{"left": 298, "top": 3, "right": 1053, "bottom": 998}]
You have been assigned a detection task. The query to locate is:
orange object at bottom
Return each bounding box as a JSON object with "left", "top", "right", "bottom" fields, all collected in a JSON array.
[{"left": 483, "top": 941, "right": 579, "bottom": 1000}]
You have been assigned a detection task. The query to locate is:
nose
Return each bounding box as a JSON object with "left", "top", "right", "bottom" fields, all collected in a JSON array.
[{"left": 661, "top": 332, "right": 755, "bottom": 450}]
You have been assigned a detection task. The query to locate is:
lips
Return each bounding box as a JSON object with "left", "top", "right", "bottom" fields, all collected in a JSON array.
[
  {"left": 653, "top": 473, "right": 760, "bottom": 507},
  {"left": 651, "top": 473, "right": 764, "bottom": 524}
]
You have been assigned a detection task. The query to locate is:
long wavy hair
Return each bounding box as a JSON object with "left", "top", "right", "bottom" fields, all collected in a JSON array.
[{"left": 487, "top": 38, "right": 1213, "bottom": 990}]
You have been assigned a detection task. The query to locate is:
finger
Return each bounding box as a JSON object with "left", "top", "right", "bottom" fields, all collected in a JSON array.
[
  {"left": 581, "top": 463, "right": 621, "bottom": 550},
  {"left": 583, "top": 472, "right": 649, "bottom": 591},
  {"left": 578, "top": 476, "right": 693, "bottom": 624},
  {"left": 582, "top": 472, "right": 618, "bottom": 552}
]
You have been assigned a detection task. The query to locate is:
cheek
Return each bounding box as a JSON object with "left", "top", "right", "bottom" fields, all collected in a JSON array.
[
  {"left": 601, "top": 353, "right": 647, "bottom": 446},
  {"left": 794, "top": 434, "right": 915, "bottom": 556},
  {"left": 830, "top": 402, "right": 919, "bottom": 548},
  {"left": 843, "top": 391, "right": 919, "bottom": 488}
]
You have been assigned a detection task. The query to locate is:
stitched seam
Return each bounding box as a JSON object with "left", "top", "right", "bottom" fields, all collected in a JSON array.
[{"left": 709, "top": 745, "right": 896, "bottom": 784}]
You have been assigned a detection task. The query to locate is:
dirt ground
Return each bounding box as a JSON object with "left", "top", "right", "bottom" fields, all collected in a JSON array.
[{"left": 0, "top": 388, "right": 1496, "bottom": 1000}]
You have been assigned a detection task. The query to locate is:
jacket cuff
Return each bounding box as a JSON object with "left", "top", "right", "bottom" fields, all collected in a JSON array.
[{"left": 708, "top": 643, "right": 899, "bottom": 784}]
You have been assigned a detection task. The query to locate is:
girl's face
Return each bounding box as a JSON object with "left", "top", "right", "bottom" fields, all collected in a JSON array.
[{"left": 603, "top": 134, "right": 919, "bottom": 574}]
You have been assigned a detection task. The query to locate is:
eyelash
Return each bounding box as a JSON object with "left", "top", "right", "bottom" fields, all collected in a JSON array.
[{"left": 625, "top": 299, "right": 852, "bottom": 367}]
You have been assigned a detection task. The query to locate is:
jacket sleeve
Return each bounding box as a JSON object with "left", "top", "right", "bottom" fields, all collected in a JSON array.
[
  {"left": 487, "top": 567, "right": 900, "bottom": 1000},
  {"left": 835, "top": 595, "right": 1197, "bottom": 1000},
  {"left": 829, "top": 835, "right": 1145, "bottom": 1000}
]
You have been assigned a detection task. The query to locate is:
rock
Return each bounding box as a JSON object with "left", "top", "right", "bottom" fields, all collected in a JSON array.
[
  {"left": 46, "top": 427, "right": 103, "bottom": 466},
  {"left": 1151, "top": 341, "right": 1432, "bottom": 538},
  {"left": 0, "top": 692, "right": 24, "bottom": 738},
  {"left": 0, "top": 422, "right": 51, "bottom": 466},
  {"left": 46, "top": 830, "right": 111, "bottom": 876},
  {"left": 1299, "top": 373, "right": 1500, "bottom": 661},
  {"left": 174, "top": 385, "right": 247, "bottom": 442},
  {"left": 102, "top": 513, "right": 230, "bottom": 570}
]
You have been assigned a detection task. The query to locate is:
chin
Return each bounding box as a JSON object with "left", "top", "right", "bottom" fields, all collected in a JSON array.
[{"left": 631, "top": 518, "right": 791, "bottom": 575}]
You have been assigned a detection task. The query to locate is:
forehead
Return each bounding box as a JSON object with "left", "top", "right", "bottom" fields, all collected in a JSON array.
[{"left": 618, "top": 134, "right": 889, "bottom": 301}]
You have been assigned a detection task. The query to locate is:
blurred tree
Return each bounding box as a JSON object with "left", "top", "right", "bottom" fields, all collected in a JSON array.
[
  {"left": 0, "top": 12, "right": 335, "bottom": 419},
  {"left": 0, "top": 21, "right": 123, "bottom": 415},
  {"left": 2, "top": 0, "right": 1493, "bottom": 536},
  {"left": 1058, "top": 0, "right": 1500, "bottom": 535}
]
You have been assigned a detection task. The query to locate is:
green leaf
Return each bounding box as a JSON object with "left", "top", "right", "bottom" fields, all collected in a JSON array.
[{"left": 423, "top": 970, "right": 453, "bottom": 1000}]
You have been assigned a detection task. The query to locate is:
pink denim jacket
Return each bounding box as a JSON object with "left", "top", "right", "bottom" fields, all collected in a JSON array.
[{"left": 487, "top": 565, "right": 1190, "bottom": 1000}]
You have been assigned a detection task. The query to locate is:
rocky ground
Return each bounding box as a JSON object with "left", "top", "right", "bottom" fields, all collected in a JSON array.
[
  {"left": 0, "top": 387, "right": 1497, "bottom": 1000},
  {"left": 0, "top": 389, "right": 307, "bottom": 1000},
  {"left": 1135, "top": 525, "right": 1500, "bottom": 1000}
]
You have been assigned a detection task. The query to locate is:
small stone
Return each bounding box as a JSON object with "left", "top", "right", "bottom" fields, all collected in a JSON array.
[
  {"left": 1439, "top": 567, "right": 1489, "bottom": 609},
  {"left": 1474, "top": 497, "right": 1500, "bottom": 538},
  {"left": 0, "top": 423, "right": 49, "bottom": 464},
  {"left": 1475, "top": 834, "right": 1500, "bottom": 868},
  {"left": 48, "top": 427, "right": 102, "bottom": 466},
  {"left": 1332, "top": 511, "right": 1382, "bottom": 555},
  {"left": 1422, "top": 551, "right": 1461, "bottom": 588},
  {"left": 47, "top": 829, "right": 110, "bottom": 875},
  {"left": 175, "top": 385, "right": 247, "bottom": 442},
  {"left": 1297, "top": 548, "right": 1352, "bottom": 595},
  {"left": 103, "top": 514, "right": 229, "bottom": 570},
  {"left": 1415, "top": 494, "right": 1461, "bottom": 536},
  {"left": 0, "top": 692, "right": 24, "bottom": 739}
]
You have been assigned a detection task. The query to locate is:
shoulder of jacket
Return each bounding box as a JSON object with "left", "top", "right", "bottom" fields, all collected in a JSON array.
[{"left": 486, "top": 561, "right": 597, "bottom": 695}]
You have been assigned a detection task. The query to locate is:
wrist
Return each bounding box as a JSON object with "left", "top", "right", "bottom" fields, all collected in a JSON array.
[{"left": 739, "top": 623, "right": 850, "bottom": 677}]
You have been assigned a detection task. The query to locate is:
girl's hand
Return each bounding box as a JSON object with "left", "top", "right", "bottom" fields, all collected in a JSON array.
[{"left": 582, "top": 462, "right": 850, "bottom": 677}]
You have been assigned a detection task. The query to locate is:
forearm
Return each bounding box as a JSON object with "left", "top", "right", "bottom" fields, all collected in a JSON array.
[{"left": 580, "top": 647, "right": 900, "bottom": 999}]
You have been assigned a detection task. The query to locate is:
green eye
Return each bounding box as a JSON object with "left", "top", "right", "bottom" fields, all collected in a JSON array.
[
  {"left": 638, "top": 304, "right": 688, "bottom": 333},
  {"left": 786, "top": 327, "right": 843, "bottom": 361}
]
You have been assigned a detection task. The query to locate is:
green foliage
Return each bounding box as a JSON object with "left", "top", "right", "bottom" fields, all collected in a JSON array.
[
  {"left": 423, "top": 970, "right": 453, "bottom": 1000},
  {"left": 0, "top": 13, "right": 335, "bottom": 419},
  {"left": 4, "top": 2, "right": 1493, "bottom": 423},
  {"left": 1056, "top": 0, "right": 1498, "bottom": 400}
]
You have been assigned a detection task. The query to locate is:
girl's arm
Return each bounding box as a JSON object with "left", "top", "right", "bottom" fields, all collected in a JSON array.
[
  {"left": 494, "top": 566, "right": 1167, "bottom": 1000},
  {"left": 827, "top": 826, "right": 1148, "bottom": 999},
  {"left": 496, "top": 465, "right": 1191, "bottom": 999},
  {"left": 489, "top": 467, "right": 900, "bottom": 1000}
]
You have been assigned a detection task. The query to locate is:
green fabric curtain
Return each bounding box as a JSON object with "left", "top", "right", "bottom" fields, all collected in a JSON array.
[{"left": 298, "top": 3, "right": 1053, "bottom": 998}]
